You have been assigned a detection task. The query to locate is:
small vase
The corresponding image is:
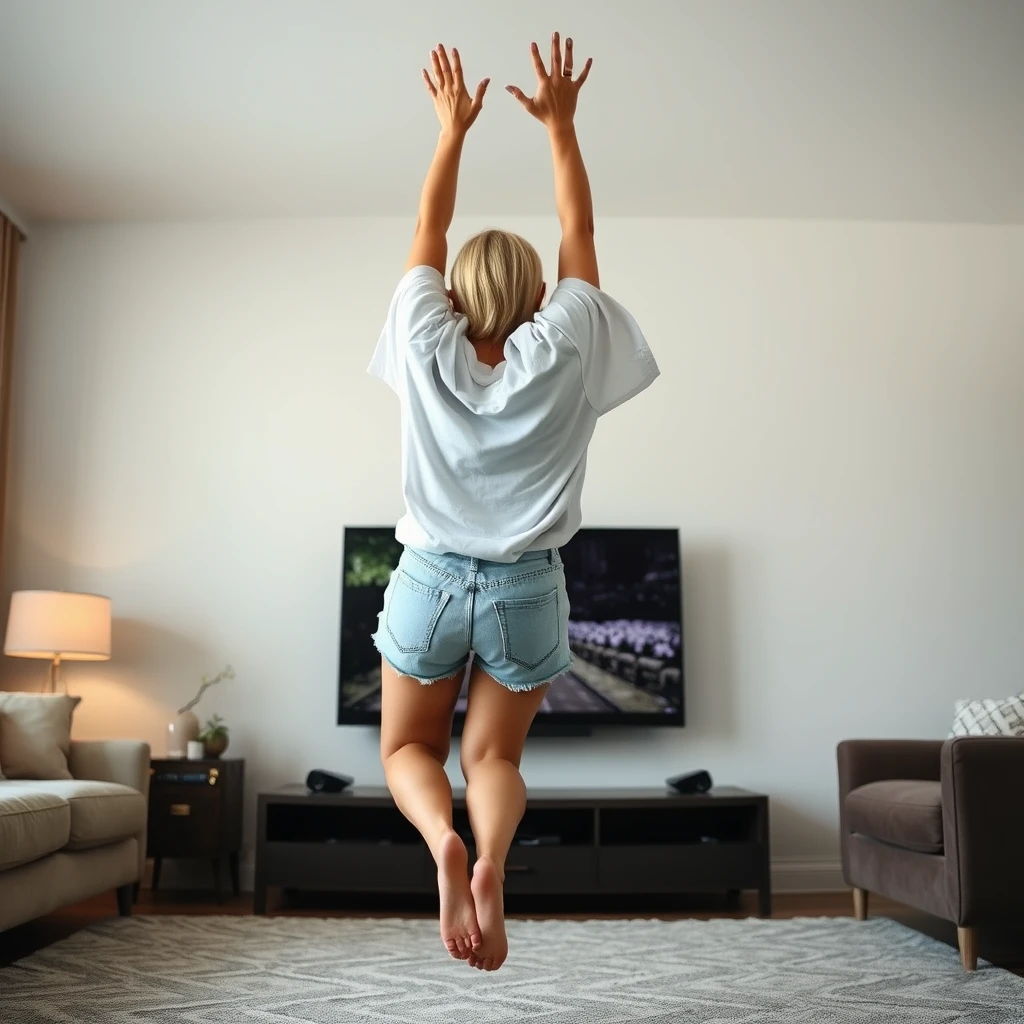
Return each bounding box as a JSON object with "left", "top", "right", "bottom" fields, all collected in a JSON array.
[
  {"left": 204, "top": 733, "right": 229, "bottom": 758},
  {"left": 167, "top": 711, "right": 200, "bottom": 757}
]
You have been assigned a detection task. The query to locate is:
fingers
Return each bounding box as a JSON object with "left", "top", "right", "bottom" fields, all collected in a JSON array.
[
  {"left": 469, "top": 78, "right": 490, "bottom": 116},
  {"left": 421, "top": 68, "right": 438, "bottom": 97},
  {"left": 435, "top": 43, "right": 453, "bottom": 87},
  {"left": 550, "top": 30, "right": 562, "bottom": 76},
  {"left": 505, "top": 84, "right": 534, "bottom": 113},
  {"left": 451, "top": 47, "right": 465, "bottom": 89},
  {"left": 530, "top": 40, "right": 546, "bottom": 79},
  {"left": 563, "top": 37, "right": 574, "bottom": 78},
  {"left": 575, "top": 56, "right": 593, "bottom": 87}
]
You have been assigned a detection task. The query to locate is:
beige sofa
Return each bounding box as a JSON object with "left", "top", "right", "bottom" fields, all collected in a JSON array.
[{"left": 0, "top": 739, "right": 150, "bottom": 931}]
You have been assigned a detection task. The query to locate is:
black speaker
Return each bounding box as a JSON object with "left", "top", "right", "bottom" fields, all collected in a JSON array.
[
  {"left": 666, "top": 769, "right": 713, "bottom": 794},
  {"left": 306, "top": 769, "right": 354, "bottom": 794}
]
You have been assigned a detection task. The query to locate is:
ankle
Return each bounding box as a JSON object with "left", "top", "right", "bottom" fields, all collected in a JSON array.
[
  {"left": 432, "top": 826, "right": 466, "bottom": 864},
  {"left": 474, "top": 853, "right": 504, "bottom": 885}
]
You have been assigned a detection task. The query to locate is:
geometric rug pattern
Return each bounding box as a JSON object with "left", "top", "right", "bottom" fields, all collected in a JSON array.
[{"left": 2, "top": 915, "right": 1023, "bottom": 1023}]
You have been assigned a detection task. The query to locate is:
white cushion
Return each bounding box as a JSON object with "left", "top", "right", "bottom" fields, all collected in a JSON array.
[
  {"left": 0, "top": 784, "right": 70, "bottom": 869},
  {"left": 0, "top": 693, "right": 81, "bottom": 779},
  {"left": 4, "top": 779, "right": 145, "bottom": 850},
  {"left": 951, "top": 694, "right": 1024, "bottom": 737}
]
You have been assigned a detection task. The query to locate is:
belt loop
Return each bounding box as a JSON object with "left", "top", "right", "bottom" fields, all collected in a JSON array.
[{"left": 547, "top": 549, "right": 554, "bottom": 564}]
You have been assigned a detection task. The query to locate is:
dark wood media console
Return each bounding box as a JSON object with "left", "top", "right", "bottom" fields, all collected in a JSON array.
[{"left": 255, "top": 785, "right": 771, "bottom": 915}]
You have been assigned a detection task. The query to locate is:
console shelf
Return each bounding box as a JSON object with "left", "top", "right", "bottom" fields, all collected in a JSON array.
[{"left": 255, "top": 785, "right": 771, "bottom": 915}]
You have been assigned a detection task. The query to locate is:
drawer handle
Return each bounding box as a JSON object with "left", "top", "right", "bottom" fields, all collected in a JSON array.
[
  {"left": 170, "top": 804, "right": 191, "bottom": 816},
  {"left": 506, "top": 864, "right": 532, "bottom": 874}
]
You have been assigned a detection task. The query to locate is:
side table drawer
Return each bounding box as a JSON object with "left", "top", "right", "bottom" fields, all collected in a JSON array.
[
  {"left": 148, "top": 787, "right": 222, "bottom": 856},
  {"left": 598, "top": 843, "right": 761, "bottom": 892}
]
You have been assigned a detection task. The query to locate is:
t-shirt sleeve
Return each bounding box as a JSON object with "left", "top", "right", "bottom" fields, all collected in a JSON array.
[
  {"left": 367, "top": 265, "right": 454, "bottom": 393},
  {"left": 534, "top": 278, "right": 660, "bottom": 415}
]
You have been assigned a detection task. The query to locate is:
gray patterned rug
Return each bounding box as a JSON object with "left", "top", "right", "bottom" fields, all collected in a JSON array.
[{"left": 1, "top": 915, "right": 1023, "bottom": 1023}]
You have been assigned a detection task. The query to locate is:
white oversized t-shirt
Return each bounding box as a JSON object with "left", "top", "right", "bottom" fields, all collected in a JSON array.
[{"left": 368, "top": 266, "right": 659, "bottom": 563}]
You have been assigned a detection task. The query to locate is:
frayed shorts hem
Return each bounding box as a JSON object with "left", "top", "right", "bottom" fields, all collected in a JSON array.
[
  {"left": 376, "top": 648, "right": 570, "bottom": 694},
  {"left": 472, "top": 659, "right": 573, "bottom": 693},
  {"left": 375, "top": 648, "right": 469, "bottom": 687}
]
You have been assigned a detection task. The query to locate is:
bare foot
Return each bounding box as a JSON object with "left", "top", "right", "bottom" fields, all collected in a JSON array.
[
  {"left": 438, "top": 831, "right": 480, "bottom": 960},
  {"left": 468, "top": 856, "right": 507, "bottom": 971}
]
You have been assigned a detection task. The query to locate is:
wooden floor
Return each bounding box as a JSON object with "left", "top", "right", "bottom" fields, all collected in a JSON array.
[{"left": 2, "top": 888, "right": 1022, "bottom": 975}]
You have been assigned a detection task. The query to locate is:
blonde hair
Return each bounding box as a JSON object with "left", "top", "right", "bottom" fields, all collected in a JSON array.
[{"left": 451, "top": 230, "right": 543, "bottom": 342}]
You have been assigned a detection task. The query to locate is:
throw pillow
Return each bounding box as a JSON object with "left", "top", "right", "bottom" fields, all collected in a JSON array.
[
  {"left": 950, "top": 694, "right": 1024, "bottom": 738},
  {"left": 0, "top": 693, "right": 82, "bottom": 779}
]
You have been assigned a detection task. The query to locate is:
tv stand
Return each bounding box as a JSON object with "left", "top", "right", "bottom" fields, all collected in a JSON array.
[{"left": 255, "top": 785, "right": 771, "bottom": 915}]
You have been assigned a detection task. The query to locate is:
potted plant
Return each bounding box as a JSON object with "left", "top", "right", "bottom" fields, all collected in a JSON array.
[
  {"left": 169, "top": 665, "right": 234, "bottom": 756},
  {"left": 198, "top": 714, "right": 230, "bottom": 758}
]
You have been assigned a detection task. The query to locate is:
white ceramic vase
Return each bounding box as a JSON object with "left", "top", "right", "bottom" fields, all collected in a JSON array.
[{"left": 167, "top": 710, "right": 200, "bottom": 757}]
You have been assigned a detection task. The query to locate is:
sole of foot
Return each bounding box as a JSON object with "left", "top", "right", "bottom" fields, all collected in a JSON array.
[
  {"left": 438, "top": 831, "right": 481, "bottom": 960},
  {"left": 468, "top": 856, "right": 507, "bottom": 971}
]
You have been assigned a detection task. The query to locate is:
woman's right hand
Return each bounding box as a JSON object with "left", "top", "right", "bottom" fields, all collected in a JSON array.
[{"left": 506, "top": 32, "right": 592, "bottom": 131}]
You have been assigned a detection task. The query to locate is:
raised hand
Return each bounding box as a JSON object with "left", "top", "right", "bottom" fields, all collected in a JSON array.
[
  {"left": 422, "top": 44, "right": 490, "bottom": 136},
  {"left": 506, "top": 32, "right": 593, "bottom": 129}
]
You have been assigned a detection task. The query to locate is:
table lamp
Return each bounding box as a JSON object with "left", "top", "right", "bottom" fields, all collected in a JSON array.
[{"left": 4, "top": 590, "right": 111, "bottom": 692}]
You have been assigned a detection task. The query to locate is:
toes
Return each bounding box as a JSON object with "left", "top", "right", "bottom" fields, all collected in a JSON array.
[
  {"left": 444, "top": 938, "right": 459, "bottom": 958},
  {"left": 470, "top": 931, "right": 483, "bottom": 952}
]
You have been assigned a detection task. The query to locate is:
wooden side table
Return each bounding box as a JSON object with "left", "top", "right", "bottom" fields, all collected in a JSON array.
[{"left": 147, "top": 757, "right": 244, "bottom": 901}]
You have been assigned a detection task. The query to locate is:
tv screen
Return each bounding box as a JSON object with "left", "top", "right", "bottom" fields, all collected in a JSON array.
[{"left": 338, "top": 527, "right": 684, "bottom": 728}]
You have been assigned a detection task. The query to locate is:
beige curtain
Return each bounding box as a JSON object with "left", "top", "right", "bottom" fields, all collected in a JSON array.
[{"left": 0, "top": 214, "right": 24, "bottom": 558}]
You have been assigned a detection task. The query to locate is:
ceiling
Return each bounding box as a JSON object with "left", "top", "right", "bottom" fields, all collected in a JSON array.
[{"left": 1, "top": 0, "right": 1022, "bottom": 225}]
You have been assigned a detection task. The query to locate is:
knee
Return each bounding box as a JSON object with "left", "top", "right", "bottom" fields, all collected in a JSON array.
[
  {"left": 460, "top": 745, "right": 519, "bottom": 780},
  {"left": 382, "top": 739, "right": 450, "bottom": 768}
]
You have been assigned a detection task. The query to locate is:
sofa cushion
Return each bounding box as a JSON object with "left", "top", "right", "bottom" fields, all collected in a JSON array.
[
  {"left": 0, "top": 785, "right": 71, "bottom": 869},
  {"left": 845, "top": 779, "right": 944, "bottom": 854},
  {"left": 14, "top": 780, "right": 146, "bottom": 850},
  {"left": 0, "top": 693, "right": 81, "bottom": 779}
]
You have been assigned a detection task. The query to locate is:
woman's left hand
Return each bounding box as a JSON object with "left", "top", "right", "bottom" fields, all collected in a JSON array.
[{"left": 422, "top": 44, "right": 489, "bottom": 136}]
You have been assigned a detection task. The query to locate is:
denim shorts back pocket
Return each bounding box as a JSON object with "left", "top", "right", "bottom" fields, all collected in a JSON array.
[
  {"left": 386, "top": 570, "right": 451, "bottom": 654},
  {"left": 493, "top": 588, "right": 560, "bottom": 669}
]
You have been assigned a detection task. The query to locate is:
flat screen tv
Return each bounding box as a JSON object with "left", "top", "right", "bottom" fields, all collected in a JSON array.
[{"left": 338, "top": 526, "right": 684, "bottom": 730}]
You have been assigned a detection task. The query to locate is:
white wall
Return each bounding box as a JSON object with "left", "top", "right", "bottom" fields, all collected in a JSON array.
[{"left": 4, "top": 217, "right": 1023, "bottom": 890}]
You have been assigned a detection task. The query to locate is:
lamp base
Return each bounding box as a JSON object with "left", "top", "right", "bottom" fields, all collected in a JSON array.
[{"left": 48, "top": 655, "right": 64, "bottom": 694}]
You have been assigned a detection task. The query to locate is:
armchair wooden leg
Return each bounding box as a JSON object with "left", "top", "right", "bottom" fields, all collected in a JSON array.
[
  {"left": 852, "top": 887, "right": 868, "bottom": 921},
  {"left": 957, "top": 927, "right": 978, "bottom": 971},
  {"left": 116, "top": 884, "right": 134, "bottom": 917}
]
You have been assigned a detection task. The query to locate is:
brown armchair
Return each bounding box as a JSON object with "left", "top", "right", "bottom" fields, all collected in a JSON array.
[{"left": 837, "top": 737, "right": 1024, "bottom": 971}]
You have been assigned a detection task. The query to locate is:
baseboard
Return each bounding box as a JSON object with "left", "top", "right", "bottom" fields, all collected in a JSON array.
[
  {"left": 770, "top": 859, "right": 846, "bottom": 893},
  {"left": 232, "top": 858, "right": 845, "bottom": 896}
]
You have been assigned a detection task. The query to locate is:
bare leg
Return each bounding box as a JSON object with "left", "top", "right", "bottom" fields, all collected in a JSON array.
[
  {"left": 380, "top": 661, "right": 479, "bottom": 959},
  {"left": 460, "top": 667, "right": 548, "bottom": 971}
]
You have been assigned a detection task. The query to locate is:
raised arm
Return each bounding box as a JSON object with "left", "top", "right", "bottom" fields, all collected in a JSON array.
[
  {"left": 407, "top": 45, "right": 490, "bottom": 275},
  {"left": 507, "top": 33, "right": 598, "bottom": 287}
]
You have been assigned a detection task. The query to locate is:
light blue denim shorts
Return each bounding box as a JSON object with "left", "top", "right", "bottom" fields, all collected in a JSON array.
[{"left": 372, "top": 546, "right": 572, "bottom": 692}]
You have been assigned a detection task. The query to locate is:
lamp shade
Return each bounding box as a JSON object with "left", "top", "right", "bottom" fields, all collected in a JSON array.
[{"left": 4, "top": 590, "right": 111, "bottom": 661}]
